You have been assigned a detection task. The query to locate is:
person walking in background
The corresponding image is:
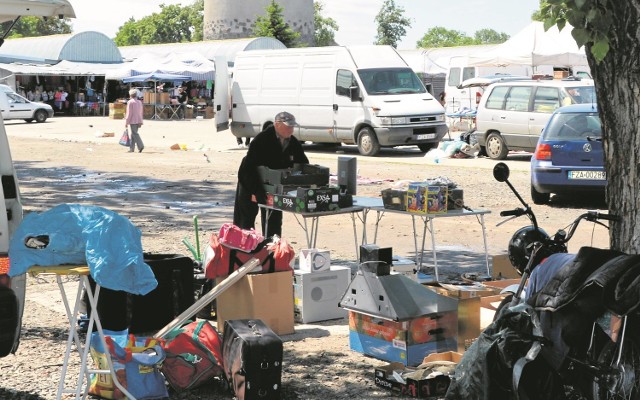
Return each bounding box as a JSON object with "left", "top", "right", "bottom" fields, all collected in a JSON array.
[
  {"left": 177, "top": 86, "right": 188, "bottom": 119},
  {"left": 233, "top": 111, "right": 308, "bottom": 237},
  {"left": 125, "top": 88, "right": 144, "bottom": 153},
  {"left": 236, "top": 136, "right": 251, "bottom": 148}
]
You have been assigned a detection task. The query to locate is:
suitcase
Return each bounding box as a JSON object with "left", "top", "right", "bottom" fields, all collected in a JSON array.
[
  {"left": 222, "top": 319, "right": 283, "bottom": 400},
  {"left": 0, "top": 286, "right": 18, "bottom": 357},
  {"left": 129, "top": 254, "right": 195, "bottom": 333}
]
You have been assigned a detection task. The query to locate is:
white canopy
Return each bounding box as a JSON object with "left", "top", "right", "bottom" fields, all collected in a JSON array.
[
  {"left": 399, "top": 45, "right": 498, "bottom": 75},
  {"left": 106, "top": 52, "right": 216, "bottom": 81},
  {"left": 468, "top": 22, "right": 587, "bottom": 67}
]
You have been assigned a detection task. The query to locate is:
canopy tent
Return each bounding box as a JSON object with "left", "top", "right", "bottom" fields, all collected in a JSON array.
[
  {"left": 468, "top": 22, "right": 587, "bottom": 68},
  {"left": 106, "top": 52, "right": 216, "bottom": 81},
  {"left": 121, "top": 71, "right": 190, "bottom": 84}
]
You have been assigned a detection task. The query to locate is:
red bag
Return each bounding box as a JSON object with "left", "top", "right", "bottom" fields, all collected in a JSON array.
[
  {"left": 161, "top": 320, "right": 223, "bottom": 392},
  {"left": 203, "top": 234, "right": 295, "bottom": 279},
  {"left": 218, "top": 223, "right": 264, "bottom": 252}
]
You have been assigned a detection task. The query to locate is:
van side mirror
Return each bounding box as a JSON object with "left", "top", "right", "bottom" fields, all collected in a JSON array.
[{"left": 349, "top": 86, "right": 360, "bottom": 102}]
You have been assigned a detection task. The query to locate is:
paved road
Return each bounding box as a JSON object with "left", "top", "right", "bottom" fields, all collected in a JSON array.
[{"left": 3, "top": 116, "right": 534, "bottom": 171}]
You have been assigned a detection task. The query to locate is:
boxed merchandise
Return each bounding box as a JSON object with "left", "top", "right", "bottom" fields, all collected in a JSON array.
[
  {"left": 216, "top": 271, "right": 294, "bottom": 335},
  {"left": 348, "top": 311, "right": 458, "bottom": 366},
  {"left": 293, "top": 266, "right": 350, "bottom": 323},
  {"left": 447, "top": 188, "right": 464, "bottom": 211},
  {"left": 404, "top": 351, "right": 462, "bottom": 398},
  {"left": 258, "top": 164, "right": 330, "bottom": 188},
  {"left": 298, "top": 248, "right": 331, "bottom": 273},
  {"left": 381, "top": 188, "right": 407, "bottom": 211},
  {"left": 406, "top": 183, "right": 428, "bottom": 214},
  {"left": 159, "top": 92, "right": 170, "bottom": 104},
  {"left": 296, "top": 187, "right": 340, "bottom": 212},
  {"left": 374, "top": 362, "right": 414, "bottom": 394},
  {"left": 426, "top": 185, "right": 448, "bottom": 214}
]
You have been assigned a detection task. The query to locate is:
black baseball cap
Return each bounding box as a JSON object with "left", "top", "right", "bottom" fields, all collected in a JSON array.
[{"left": 275, "top": 111, "right": 298, "bottom": 127}]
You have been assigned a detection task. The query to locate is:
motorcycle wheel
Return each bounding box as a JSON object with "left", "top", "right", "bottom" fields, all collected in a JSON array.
[{"left": 591, "top": 334, "right": 640, "bottom": 399}]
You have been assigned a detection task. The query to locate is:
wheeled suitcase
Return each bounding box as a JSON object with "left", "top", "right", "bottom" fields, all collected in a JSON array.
[
  {"left": 129, "top": 254, "right": 195, "bottom": 333},
  {"left": 222, "top": 319, "right": 283, "bottom": 400}
]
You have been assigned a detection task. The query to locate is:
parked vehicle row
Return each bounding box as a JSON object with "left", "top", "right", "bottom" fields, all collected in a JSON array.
[{"left": 0, "top": 84, "right": 53, "bottom": 123}]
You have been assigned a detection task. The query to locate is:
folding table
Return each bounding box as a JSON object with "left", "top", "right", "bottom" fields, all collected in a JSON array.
[{"left": 28, "top": 265, "right": 133, "bottom": 400}]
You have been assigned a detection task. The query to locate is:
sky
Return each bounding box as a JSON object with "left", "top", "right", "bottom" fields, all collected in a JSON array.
[{"left": 68, "top": 0, "right": 541, "bottom": 48}]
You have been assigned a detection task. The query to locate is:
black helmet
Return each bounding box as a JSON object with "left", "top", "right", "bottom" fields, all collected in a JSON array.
[{"left": 508, "top": 226, "right": 550, "bottom": 274}]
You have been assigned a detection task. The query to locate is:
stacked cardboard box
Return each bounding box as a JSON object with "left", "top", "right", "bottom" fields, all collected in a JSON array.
[{"left": 108, "top": 102, "right": 125, "bottom": 120}]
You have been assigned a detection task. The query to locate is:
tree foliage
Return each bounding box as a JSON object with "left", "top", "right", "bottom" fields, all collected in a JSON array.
[
  {"left": 416, "top": 27, "right": 509, "bottom": 48},
  {"left": 1, "top": 16, "right": 72, "bottom": 38},
  {"left": 374, "top": 0, "right": 412, "bottom": 48},
  {"left": 314, "top": 1, "right": 338, "bottom": 47},
  {"left": 114, "top": 0, "right": 203, "bottom": 46},
  {"left": 254, "top": 0, "right": 300, "bottom": 48}
]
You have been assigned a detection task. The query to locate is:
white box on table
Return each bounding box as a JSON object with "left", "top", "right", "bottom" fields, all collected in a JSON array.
[
  {"left": 293, "top": 265, "right": 351, "bottom": 323},
  {"left": 299, "top": 248, "right": 331, "bottom": 273}
]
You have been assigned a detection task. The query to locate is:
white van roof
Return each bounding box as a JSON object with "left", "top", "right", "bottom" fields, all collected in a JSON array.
[{"left": 0, "top": 0, "right": 75, "bottom": 23}]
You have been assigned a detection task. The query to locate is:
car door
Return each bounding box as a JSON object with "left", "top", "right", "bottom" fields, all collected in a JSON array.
[
  {"left": 5, "top": 93, "right": 32, "bottom": 119},
  {"left": 499, "top": 86, "right": 532, "bottom": 148},
  {"left": 529, "top": 86, "right": 561, "bottom": 146},
  {"left": 333, "top": 69, "right": 361, "bottom": 143}
]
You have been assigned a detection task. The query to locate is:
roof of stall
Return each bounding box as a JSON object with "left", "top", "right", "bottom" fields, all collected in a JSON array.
[
  {"left": 0, "top": 60, "right": 123, "bottom": 76},
  {"left": 105, "top": 52, "right": 216, "bottom": 81},
  {"left": 118, "top": 37, "right": 286, "bottom": 65},
  {"left": 0, "top": 31, "right": 122, "bottom": 63}
]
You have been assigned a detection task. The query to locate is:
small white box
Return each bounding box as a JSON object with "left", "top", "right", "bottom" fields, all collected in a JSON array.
[
  {"left": 299, "top": 248, "right": 331, "bottom": 273},
  {"left": 293, "top": 266, "right": 351, "bottom": 323}
]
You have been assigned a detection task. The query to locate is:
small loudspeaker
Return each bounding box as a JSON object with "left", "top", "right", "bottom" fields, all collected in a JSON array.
[{"left": 338, "top": 156, "right": 357, "bottom": 195}]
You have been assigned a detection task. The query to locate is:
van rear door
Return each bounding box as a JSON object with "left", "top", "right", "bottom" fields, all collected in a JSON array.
[{"left": 213, "top": 56, "right": 229, "bottom": 132}]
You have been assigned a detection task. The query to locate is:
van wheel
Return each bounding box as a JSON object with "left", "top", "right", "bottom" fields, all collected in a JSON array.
[
  {"left": 24, "top": 119, "right": 33, "bottom": 123},
  {"left": 34, "top": 110, "right": 48, "bottom": 123},
  {"left": 357, "top": 127, "right": 381, "bottom": 156},
  {"left": 531, "top": 185, "right": 550, "bottom": 205},
  {"left": 417, "top": 143, "right": 437, "bottom": 153},
  {"left": 486, "top": 133, "right": 509, "bottom": 160}
]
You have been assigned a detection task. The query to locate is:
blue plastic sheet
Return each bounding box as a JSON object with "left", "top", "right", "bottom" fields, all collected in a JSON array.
[{"left": 8, "top": 204, "right": 157, "bottom": 295}]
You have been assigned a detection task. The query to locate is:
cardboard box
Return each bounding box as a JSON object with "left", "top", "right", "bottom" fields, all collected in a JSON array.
[
  {"left": 374, "top": 362, "right": 414, "bottom": 394},
  {"left": 404, "top": 351, "right": 462, "bottom": 398},
  {"left": 492, "top": 254, "right": 520, "bottom": 279},
  {"left": 205, "top": 106, "right": 214, "bottom": 119},
  {"left": 293, "top": 266, "right": 350, "bottom": 323},
  {"left": 554, "top": 70, "right": 570, "bottom": 79},
  {"left": 348, "top": 311, "right": 458, "bottom": 366},
  {"left": 216, "top": 271, "right": 295, "bottom": 335},
  {"left": 406, "top": 183, "right": 428, "bottom": 214},
  {"left": 298, "top": 248, "right": 331, "bottom": 273},
  {"left": 426, "top": 185, "right": 447, "bottom": 214},
  {"left": 381, "top": 189, "right": 407, "bottom": 211},
  {"left": 159, "top": 92, "right": 170, "bottom": 104}
]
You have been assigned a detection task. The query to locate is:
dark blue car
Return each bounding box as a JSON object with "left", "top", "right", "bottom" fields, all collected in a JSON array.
[{"left": 530, "top": 103, "right": 605, "bottom": 204}]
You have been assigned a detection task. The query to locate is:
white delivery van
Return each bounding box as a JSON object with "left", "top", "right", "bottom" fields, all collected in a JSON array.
[
  {"left": 230, "top": 45, "right": 447, "bottom": 156},
  {"left": 0, "top": 0, "right": 76, "bottom": 358},
  {"left": 0, "top": 84, "right": 54, "bottom": 123}
]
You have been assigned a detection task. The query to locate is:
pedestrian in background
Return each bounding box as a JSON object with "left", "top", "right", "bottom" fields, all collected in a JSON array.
[{"left": 125, "top": 88, "right": 144, "bottom": 153}]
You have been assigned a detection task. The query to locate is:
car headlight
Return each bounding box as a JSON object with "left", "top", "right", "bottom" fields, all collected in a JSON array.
[
  {"left": 379, "top": 116, "right": 409, "bottom": 125},
  {"left": 434, "top": 114, "right": 445, "bottom": 122}
]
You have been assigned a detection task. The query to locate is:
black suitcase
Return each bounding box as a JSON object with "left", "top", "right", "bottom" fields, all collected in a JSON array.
[
  {"left": 0, "top": 286, "right": 18, "bottom": 357},
  {"left": 129, "top": 253, "right": 195, "bottom": 333},
  {"left": 222, "top": 319, "right": 283, "bottom": 400}
]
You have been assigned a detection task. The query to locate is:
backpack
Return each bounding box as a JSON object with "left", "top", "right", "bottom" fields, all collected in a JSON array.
[{"left": 161, "top": 320, "right": 224, "bottom": 392}]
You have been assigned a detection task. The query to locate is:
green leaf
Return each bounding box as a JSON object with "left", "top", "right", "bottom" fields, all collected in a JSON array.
[
  {"left": 571, "top": 28, "right": 590, "bottom": 47},
  {"left": 591, "top": 39, "right": 610, "bottom": 63},
  {"left": 557, "top": 19, "right": 566, "bottom": 31}
]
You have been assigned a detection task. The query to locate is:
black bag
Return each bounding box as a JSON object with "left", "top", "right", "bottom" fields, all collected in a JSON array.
[
  {"left": 222, "top": 319, "right": 283, "bottom": 400},
  {"left": 0, "top": 286, "right": 19, "bottom": 357},
  {"left": 129, "top": 254, "right": 195, "bottom": 333}
]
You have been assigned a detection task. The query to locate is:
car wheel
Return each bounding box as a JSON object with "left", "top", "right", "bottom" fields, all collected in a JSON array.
[
  {"left": 24, "top": 119, "right": 33, "bottom": 123},
  {"left": 34, "top": 110, "right": 48, "bottom": 123},
  {"left": 531, "top": 185, "right": 550, "bottom": 205},
  {"left": 417, "top": 143, "right": 437, "bottom": 153},
  {"left": 357, "top": 127, "right": 381, "bottom": 156},
  {"left": 486, "top": 133, "right": 509, "bottom": 160}
]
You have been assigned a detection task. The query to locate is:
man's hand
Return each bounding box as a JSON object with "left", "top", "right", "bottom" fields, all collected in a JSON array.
[{"left": 251, "top": 194, "right": 257, "bottom": 203}]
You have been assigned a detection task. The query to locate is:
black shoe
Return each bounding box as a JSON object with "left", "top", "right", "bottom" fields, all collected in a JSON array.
[{"left": 139, "top": 147, "right": 144, "bottom": 153}]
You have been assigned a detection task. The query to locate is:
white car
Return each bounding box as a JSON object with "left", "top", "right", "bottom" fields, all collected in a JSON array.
[{"left": 0, "top": 85, "right": 53, "bottom": 123}]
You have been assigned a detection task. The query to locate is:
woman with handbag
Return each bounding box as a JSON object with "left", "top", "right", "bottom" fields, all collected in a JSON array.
[{"left": 125, "top": 89, "right": 144, "bottom": 153}]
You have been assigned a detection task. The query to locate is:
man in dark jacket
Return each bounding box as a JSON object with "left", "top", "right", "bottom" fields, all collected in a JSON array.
[{"left": 233, "top": 111, "right": 309, "bottom": 237}]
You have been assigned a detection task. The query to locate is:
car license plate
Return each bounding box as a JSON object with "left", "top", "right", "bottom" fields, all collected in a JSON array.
[
  {"left": 568, "top": 170, "right": 606, "bottom": 180},
  {"left": 416, "top": 133, "right": 436, "bottom": 140}
]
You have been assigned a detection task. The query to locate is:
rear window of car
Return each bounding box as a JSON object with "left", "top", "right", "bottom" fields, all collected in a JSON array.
[
  {"left": 544, "top": 111, "right": 601, "bottom": 140},
  {"left": 504, "top": 86, "right": 532, "bottom": 111},
  {"left": 533, "top": 87, "right": 561, "bottom": 113},
  {"left": 485, "top": 86, "right": 509, "bottom": 109},
  {"left": 563, "top": 86, "right": 597, "bottom": 104}
]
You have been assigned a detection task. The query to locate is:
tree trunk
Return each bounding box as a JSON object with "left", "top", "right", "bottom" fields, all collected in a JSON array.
[{"left": 588, "top": 1, "right": 640, "bottom": 253}]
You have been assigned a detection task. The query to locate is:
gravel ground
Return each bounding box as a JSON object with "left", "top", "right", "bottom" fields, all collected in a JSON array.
[{"left": 0, "top": 118, "right": 609, "bottom": 399}]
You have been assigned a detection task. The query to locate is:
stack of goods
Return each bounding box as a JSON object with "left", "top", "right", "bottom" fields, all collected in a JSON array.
[
  {"left": 108, "top": 102, "right": 125, "bottom": 119},
  {"left": 260, "top": 164, "right": 353, "bottom": 212},
  {"left": 381, "top": 177, "right": 464, "bottom": 213}
]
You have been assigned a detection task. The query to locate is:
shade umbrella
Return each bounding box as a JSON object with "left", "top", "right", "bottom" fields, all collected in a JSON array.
[{"left": 123, "top": 72, "right": 190, "bottom": 120}]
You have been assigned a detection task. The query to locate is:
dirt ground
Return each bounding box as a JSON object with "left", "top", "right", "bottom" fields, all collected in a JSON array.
[{"left": 0, "top": 117, "right": 610, "bottom": 399}]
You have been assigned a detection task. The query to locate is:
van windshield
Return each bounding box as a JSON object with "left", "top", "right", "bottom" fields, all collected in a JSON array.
[{"left": 359, "top": 68, "right": 426, "bottom": 95}]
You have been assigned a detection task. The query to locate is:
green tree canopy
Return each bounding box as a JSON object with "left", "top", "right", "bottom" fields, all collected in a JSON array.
[
  {"left": 314, "top": 1, "right": 338, "bottom": 47},
  {"left": 374, "top": 0, "right": 412, "bottom": 48},
  {"left": 114, "top": 0, "right": 203, "bottom": 46},
  {"left": 1, "top": 16, "right": 72, "bottom": 38},
  {"left": 254, "top": 0, "right": 300, "bottom": 48},
  {"left": 416, "top": 26, "right": 509, "bottom": 48}
]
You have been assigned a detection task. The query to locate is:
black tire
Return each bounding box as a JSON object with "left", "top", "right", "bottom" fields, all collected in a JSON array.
[
  {"left": 492, "top": 293, "right": 514, "bottom": 322},
  {"left": 531, "top": 185, "right": 550, "bottom": 205},
  {"left": 486, "top": 132, "right": 509, "bottom": 160},
  {"left": 591, "top": 333, "right": 640, "bottom": 399},
  {"left": 24, "top": 119, "right": 33, "bottom": 123},
  {"left": 417, "top": 143, "right": 438, "bottom": 153},
  {"left": 357, "top": 127, "right": 381, "bottom": 156},
  {"left": 34, "top": 110, "right": 48, "bottom": 123}
]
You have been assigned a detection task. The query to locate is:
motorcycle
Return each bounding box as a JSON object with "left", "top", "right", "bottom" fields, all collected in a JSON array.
[{"left": 445, "top": 162, "right": 640, "bottom": 400}]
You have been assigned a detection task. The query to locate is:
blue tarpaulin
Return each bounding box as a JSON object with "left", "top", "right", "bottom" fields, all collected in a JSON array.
[{"left": 8, "top": 204, "right": 157, "bottom": 295}]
